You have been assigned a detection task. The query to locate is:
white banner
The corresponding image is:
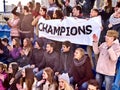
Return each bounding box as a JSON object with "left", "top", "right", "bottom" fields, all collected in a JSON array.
[{"left": 38, "top": 16, "right": 102, "bottom": 46}]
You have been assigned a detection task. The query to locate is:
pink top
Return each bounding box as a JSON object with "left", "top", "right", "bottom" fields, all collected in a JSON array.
[
  {"left": 0, "top": 72, "right": 7, "bottom": 90},
  {"left": 8, "top": 18, "right": 20, "bottom": 37},
  {"left": 93, "top": 39, "right": 120, "bottom": 76}
]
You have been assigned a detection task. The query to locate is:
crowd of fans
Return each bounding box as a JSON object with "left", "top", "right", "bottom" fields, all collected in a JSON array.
[{"left": 0, "top": 0, "right": 120, "bottom": 90}]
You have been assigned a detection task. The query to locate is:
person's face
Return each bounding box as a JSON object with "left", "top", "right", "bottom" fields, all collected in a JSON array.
[
  {"left": 65, "top": 0, "right": 69, "bottom": 6},
  {"left": 74, "top": 49, "right": 82, "bottom": 60},
  {"left": 59, "top": 79, "right": 65, "bottom": 89},
  {"left": 72, "top": 8, "right": 79, "bottom": 17},
  {"left": 22, "top": 69, "right": 25, "bottom": 77},
  {"left": 87, "top": 84, "right": 97, "bottom": 90},
  {"left": 46, "top": 44, "right": 52, "bottom": 53},
  {"left": 48, "top": 0, "right": 54, "bottom": 4},
  {"left": 35, "top": 42, "right": 40, "bottom": 49},
  {"left": 62, "top": 45, "right": 70, "bottom": 52},
  {"left": 23, "top": 39, "right": 27, "bottom": 47},
  {"left": 105, "top": 35, "right": 114, "bottom": 43},
  {"left": 53, "top": 11, "right": 57, "bottom": 18},
  {"left": 90, "top": 10, "right": 98, "bottom": 17},
  {"left": 40, "top": 8, "right": 46, "bottom": 16},
  {"left": 8, "top": 64, "right": 13, "bottom": 73},
  {"left": 12, "top": 39, "right": 16, "bottom": 45},
  {"left": 115, "top": 8, "right": 120, "bottom": 18},
  {"left": 42, "top": 71, "right": 48, "bottom": 80}
]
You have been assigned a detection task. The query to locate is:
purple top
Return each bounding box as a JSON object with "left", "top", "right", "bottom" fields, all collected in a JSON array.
[{"left": 10, "top": 47, "right": 22, "bottom": 59}]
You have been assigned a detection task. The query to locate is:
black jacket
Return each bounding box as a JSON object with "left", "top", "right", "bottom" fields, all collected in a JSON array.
[
  {"left": 59, "top": 51, "right": 74, "bottom": 73},
  {"left": 31, "top": 48, "right": 45, "bottom": 69},
  {"left": 43, "top": 51, "right": 60, "bottom": 72}
]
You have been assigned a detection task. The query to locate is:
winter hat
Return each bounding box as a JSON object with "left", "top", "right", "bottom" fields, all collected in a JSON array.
[
  {"left": 35, "top": 38, "right": 44, "bottom": 47},
  {"left": 106, "top": 30, "right": 119, "bottom": 39},
  {"left": 59, "top": 73, "right": 70, "bottom": 84}
]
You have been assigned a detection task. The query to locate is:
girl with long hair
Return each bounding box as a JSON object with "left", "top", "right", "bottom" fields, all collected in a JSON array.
[
  {"left": 17, "top": 67, "right": 34, "bottom": 90},
  {"left": 7, "top": 38, "right": 22, "bottom": 62},
  {"left": 19, "top": 38, "right": 33, "bottom": 67},
  {"left": 58, "top": 73, "right": 73, "bottom": 90},
  {"left": 37, "top": 67, "right": 58, "bottom": 90}
]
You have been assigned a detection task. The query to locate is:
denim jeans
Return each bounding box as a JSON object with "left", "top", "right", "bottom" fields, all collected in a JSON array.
[
  {"left": 79, "top": 82, "right": 88, "bottom": 90},
  {"left": 70, "top": 76, "right": 88, "bottom": 90},
  {"left": 96, "top": 73, "right": 114, "bottom": 90},
  {"left": 35, "top": 70, "right": 43, "bottom": 81}
]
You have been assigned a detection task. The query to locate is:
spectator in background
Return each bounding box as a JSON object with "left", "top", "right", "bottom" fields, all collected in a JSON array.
[
  {"left": 87, "top": 8, "right": 101, "bottom": 68},
  {"left": 69, "top": 48, "right": 93, "bottom": 90},
  {"left": 18, "top": 38, "right": 33, "bottom": 67},
  {"left": 93, "top": 0, "right": 104, "bottom": 10},
  {"left": 82, "top": 0, "right": 95, "bottom": 17},
  {"left": 32, "top": 2, "right": 41, "bottom": 18},
  {"left": 7, "top": 38, "right": 22, "bottom": 63},
  {"left": 100, "top": 0, "right": 114, "bottom": 22},
  {"left": 53, "top": 9, "right": 64, "bottom": 19},
  {"left": 114, "top": 1, "right": 120, "bottom": 12},
  {"left": 52, "top": 9, "right": 64, "bottom": 52},
  {"left": 27, "top": 1, "right": 34, "bottom": 14},
  {"left": 0, "top": 38, "right": 10, "bottom": 64},
  {"left": 62, "top": 0, "right": 72, "bottom": 16},
  {"left": 87, "top": 79, "right": 100, "bottom": 90},
  {"left": 72, "top": 5, "right": 83, "bottom": 18},
  {"left": 58, "top": 73, "right": 74, "bottom": 90},
  {"left": 7, "top": 11, "right": 20, "bottom": 40},
  {"left": 30, "top": 38, "right": 45, "bottom": 70},
  {"left": 19, "top": 6, "right": 34, "bottom": 46},
  {"left": 32, "top": 6, "right": 50, "bottom": 36},
  {"left": 59, "top": 41, "right": 73, "bottom": 74},
  {"left": 93, "top": 30, "right": 120, "bottom": 90},
  {"left": 47, "top": 0, "right": 58, "bottom": 19},
  {"left": 55, "top": 0, "right": 63, "bottom": 9},
  {"left": 109, "top": 8, "right": 120, "bottom": 28},
  {"left": 109, "top": 8, "right": 120, "bottom": 41}
]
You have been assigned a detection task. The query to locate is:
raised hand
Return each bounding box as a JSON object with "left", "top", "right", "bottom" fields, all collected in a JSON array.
[{"left": 93, "top": 34, "right": 98, "bottom": 42}]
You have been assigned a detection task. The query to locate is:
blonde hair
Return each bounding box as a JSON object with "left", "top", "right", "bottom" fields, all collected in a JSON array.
[
  {"left": 106, "top": 30, "right": 119, "bottom": 39},
  {"left": 76, "top": 48, "right": 85, "bottom": 57},
  {"left": 0, "top": 62, "right": 7, "bottom": 72},
  {"left": 58, "top": 79, "right": 74, "bottom": 90}
]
